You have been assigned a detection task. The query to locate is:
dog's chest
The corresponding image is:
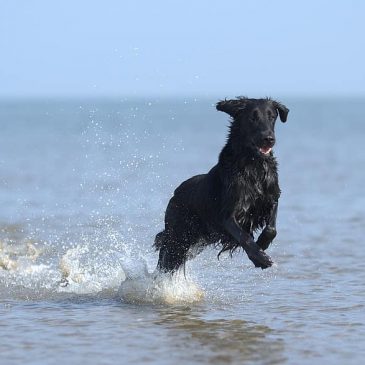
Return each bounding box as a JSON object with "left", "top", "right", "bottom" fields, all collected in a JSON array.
[
  {"left": 238, "top": 161, "right": 276, "bottom": 192},
  {"left": 233, "top": 162, "right": 279, "bottom": 225}
]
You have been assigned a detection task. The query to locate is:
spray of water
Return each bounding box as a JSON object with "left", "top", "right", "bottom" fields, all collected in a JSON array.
[
  {"left": 0, "top": 105, "right": 205, "bottom": 304},
  {"left": 0, "top": 235, "right": 204, "bottom": 304}
]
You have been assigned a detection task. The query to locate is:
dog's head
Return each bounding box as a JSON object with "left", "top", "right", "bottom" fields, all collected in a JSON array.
[{"left": 216, "top": 97, "right": 289, "bottom": 157}]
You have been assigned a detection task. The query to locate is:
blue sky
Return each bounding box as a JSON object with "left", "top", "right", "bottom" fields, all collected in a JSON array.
[{"left": 1, "top": 0, "right": 364, "bottom": 98}]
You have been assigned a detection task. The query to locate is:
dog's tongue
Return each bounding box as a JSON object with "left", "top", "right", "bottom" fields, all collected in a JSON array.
[{"left": 259, "top": 146, "right": 272, "bottom": 155}]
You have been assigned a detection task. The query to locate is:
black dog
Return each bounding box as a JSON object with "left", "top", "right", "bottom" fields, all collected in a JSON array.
[{"left": 155, "top": 97, "right": 289, "bottom": 273}]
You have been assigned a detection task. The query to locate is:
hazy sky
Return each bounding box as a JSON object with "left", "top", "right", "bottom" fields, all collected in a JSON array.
[{"left": 1, "top": 0, "right": 364, "bottom": 98}]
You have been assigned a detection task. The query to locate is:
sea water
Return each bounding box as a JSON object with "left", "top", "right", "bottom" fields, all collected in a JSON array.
[{"left": 0, "top": 98, "right": 364, "bottom": 364}]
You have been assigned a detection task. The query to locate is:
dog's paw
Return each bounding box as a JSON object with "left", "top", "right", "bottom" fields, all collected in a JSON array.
[{"left": 247, "top": 249, "right": 273, "bottom": 269}]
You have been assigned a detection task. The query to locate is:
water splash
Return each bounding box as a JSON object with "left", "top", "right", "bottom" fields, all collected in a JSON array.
[
  {"left": 0, "top": 113, "right": 201, "bottom": 303},
  {"left": 0, "top": 240, "right": 40, "bottom": 271},
  {"left": 119, "top": 259, "right": 204, "bottom": 305},
  {"left": 58, "top": 244, "right": 126, "bottom": 294},
  {"left": 57, "top": 240, "right": 205, "bottom": 304},
  {"left": 1, "top": 235, "right": 204, "bottom": 304}
]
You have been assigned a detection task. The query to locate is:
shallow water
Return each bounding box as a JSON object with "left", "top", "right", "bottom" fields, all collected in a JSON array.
[{"left": 0, "top": 98, "right": 364, "bottom": 364}]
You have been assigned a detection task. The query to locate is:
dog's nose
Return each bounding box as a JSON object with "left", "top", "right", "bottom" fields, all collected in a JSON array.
[{"left": 264, "top": 136, "right": 275, "bottom": 145}]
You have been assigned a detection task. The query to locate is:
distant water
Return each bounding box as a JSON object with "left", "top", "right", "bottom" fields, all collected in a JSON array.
[{"left": 0, "top": 98, "right": 364, "bottom": 365}]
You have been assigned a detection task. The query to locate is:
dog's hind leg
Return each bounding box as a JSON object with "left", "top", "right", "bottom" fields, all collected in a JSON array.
[
  {"left": 157, "top": 235, "right": 190, "bottom": 273},
  {"left": 155, "top": 226, "right": 191, "bottom": 273},
  {"left": 155, "top": 195, "right": 201, "bottom": 273}
]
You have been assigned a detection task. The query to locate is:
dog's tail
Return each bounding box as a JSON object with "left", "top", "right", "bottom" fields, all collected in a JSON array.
[{"left": 154, "top": 231, "right": 166, "bottom": 250}]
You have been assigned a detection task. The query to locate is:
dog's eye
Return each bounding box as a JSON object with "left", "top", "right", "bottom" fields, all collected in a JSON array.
[{"left": 268, "top": 113, "right": 276, "bottom": 122}]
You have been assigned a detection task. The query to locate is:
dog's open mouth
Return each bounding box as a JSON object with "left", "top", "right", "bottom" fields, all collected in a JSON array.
[{"left": 259, "top": 146, "right": 272, "bottom": 155}]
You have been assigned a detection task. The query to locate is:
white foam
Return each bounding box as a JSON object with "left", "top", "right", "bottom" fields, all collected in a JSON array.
[{"left": 119, "top": 259, "right": 204, "bottom": 305}]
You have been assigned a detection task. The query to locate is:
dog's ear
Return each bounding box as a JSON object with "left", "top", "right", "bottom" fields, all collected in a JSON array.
[
  {"left": 273, "top": 101, "right": 289, "bottom": 122},
  {"left": 216, "top": 97, "right": 248, "bottom": 118}
]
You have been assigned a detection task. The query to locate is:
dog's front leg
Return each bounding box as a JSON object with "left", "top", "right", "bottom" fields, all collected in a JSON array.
[
  {"left": 257, "top": 202, "right": 278, "bottom": 251},
  {"left": 223, "top": 216, "right": 273, "bottom": 269}
]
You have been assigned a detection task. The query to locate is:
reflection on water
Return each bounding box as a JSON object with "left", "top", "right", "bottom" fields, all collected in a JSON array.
[{"left": 155, "top": 307, "right": 285, "bottom": 364}]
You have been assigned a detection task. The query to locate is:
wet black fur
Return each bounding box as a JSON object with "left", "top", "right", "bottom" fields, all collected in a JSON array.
[{"left": 154, "top": 97, "right": 289, "bottom": 273}]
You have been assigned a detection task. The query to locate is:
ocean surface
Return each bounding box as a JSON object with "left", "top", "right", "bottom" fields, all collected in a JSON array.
[{"left": 0, "top": 98, "right": 364, "bottom": 365}]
